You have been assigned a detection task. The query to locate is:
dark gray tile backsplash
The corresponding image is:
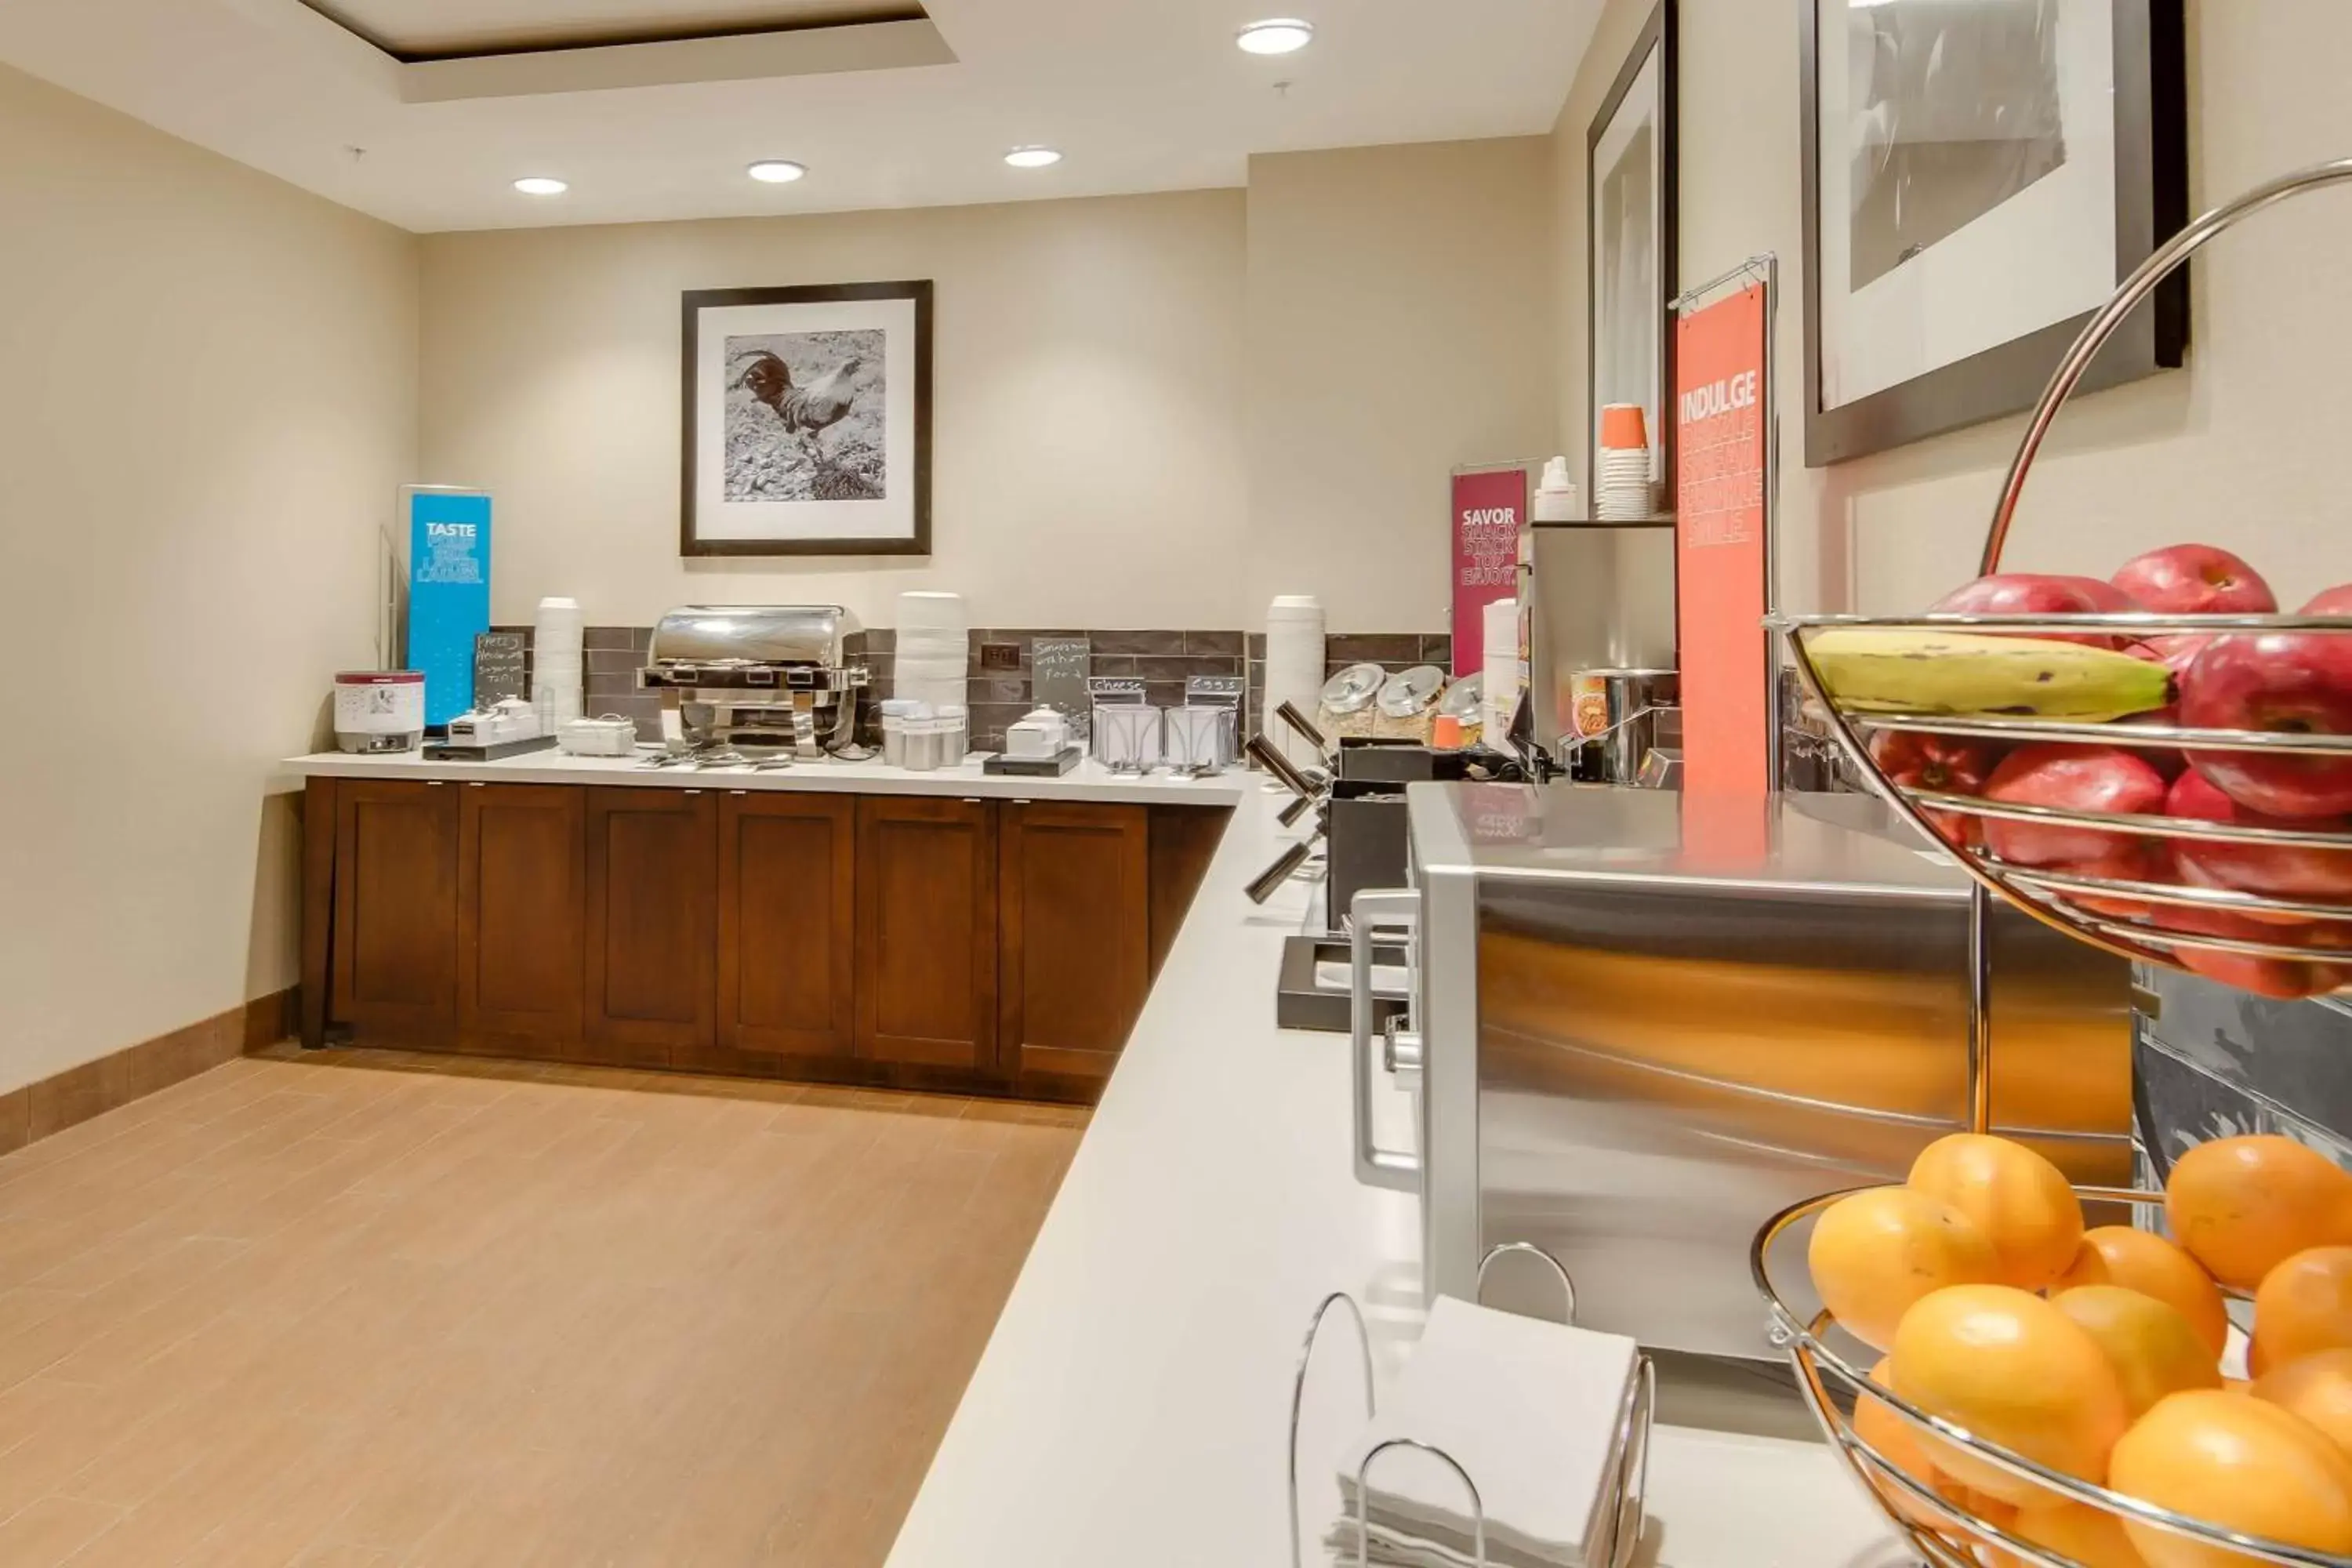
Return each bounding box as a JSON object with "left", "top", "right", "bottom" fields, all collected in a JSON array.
[{"left": 507, "top": 623, "right": 1449, "bottom": 749}]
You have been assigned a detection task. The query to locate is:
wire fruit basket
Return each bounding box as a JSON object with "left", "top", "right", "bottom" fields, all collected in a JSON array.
[
  {"left": 1750, "top": 1182, "right": 2347, "bottom": 1568},
  {"left": 1777, "top": 159, "right": 2352, "bottom": 1000}
]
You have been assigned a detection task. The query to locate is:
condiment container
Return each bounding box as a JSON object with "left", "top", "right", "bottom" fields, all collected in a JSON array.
[
  {"left": 1005, "top": 707, "right": 1069, "bottom": 760},
  {"left": 558, "top": 716, "right": 638, "bottom": 757}
]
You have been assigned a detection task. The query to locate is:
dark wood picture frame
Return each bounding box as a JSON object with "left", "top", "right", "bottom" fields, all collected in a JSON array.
[
  {"left": 1588, "top": 0, "right": 1679, "bottom": 503},
  {"left": 680, "top": 279, "right": 935, "bottom": 557},
  {"left": 1800, "top": 0, "right": 2187, "bottom": 467}
]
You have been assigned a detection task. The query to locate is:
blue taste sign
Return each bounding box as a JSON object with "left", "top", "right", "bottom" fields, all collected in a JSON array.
[{"left": 404, "top": 488, "right": 492, "bottom": 728}]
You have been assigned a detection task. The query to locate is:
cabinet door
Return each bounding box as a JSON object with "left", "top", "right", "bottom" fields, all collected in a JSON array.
[
  {"left": 584, "top": 786, "right": 717, "bottom": 1062},
  {"left": 999, "top": 802, "right": 1151, "bottom": 1083},
  {"left": 457, "top": 782, "right": 583, "bottom": 1051},
  {"left": 855, "top": 797, "right": 998, "bottom": 1071},
  {"left": 331, "top": 779, "right": 460, "bottom": 1038},
  {"left": 714, "top": 792, "right": 855, "bottom": 1062}
]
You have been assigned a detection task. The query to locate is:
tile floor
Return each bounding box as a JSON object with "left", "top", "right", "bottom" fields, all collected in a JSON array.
[{"left": 0, "top": 1044, "right": 1085, "bottom": 1566}]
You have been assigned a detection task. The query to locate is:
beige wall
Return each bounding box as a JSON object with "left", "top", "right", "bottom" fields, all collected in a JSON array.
[
  {"left": 1244, "top": 138, "right": 1559, "bottom": 632},
  {"left": 420, "top": 192, "right": 1251, "bottom": 631},
  {"left": 0, "top": 63, "right": 419, "bottom": 1091},
  {"left": 419, "top": 136, "right": 1558, "bottom": 637},
  {"left": 1553, "top": 0, "right": 2352, "bottom": 621}
]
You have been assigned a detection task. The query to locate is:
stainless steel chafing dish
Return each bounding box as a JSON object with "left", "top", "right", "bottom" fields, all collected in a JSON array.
[{"left": 640, "top": 604, "right": 872, "bottom": 759}]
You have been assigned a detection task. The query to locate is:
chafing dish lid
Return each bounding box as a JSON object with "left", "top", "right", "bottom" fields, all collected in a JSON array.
[
  {"left": 1377, "top": 664, "right": 1446, "bottom": 717},
  {"left": 1320, "top": 662, "right": 1387, "bottom": 715},
  {"left": 647, "top": 605, "right": 860, "bottom": 666}
]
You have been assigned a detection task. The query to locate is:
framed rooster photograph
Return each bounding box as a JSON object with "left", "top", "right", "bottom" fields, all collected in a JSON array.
[{"left": 681, "top": 280, "right": 933, "bottom": 555}]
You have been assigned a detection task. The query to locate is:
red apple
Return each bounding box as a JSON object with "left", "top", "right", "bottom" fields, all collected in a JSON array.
[
  {"left": 2060, "top": 839, "right": 2178, "bottom": 922},
  {"left": 2165, "top": 769, "right": 2352, "bottom": 899},
  {"left": 1929, "top": 574, "right": 2126, "bottom": 648},
  {"left": 1871, "top": 732, "right": 2002, "bottom": 848},
  {"left": 2180, "top": 633, "right": 2352, "bottom": 817},
  {"left": 1982, "top": 745, "right": 2170, "bottom": 867},
  {"left": 2148, "top": 901, "right": 2352, "bottom": 1000},
  {"left": 2305, "top": 584, "right": 2352, "bottom": 616},
  {"left": 2111, "top": 543, "right": 2278, "bottom": 615},
  {"left": 2120, "top": 635, "right": 2207, "bottom": 779},
  {"left": 2053, "top": 576, "right": 2148, "bottom": 615}
]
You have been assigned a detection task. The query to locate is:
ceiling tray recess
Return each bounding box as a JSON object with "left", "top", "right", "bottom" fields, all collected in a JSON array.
[{"left": 295, "top": 1, "right": 952, "bottom": 101}]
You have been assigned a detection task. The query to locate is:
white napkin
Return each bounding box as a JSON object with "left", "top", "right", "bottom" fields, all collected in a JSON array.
[{"left": 1326, "top": 1295, "right": 1639, "bottom": 1568}]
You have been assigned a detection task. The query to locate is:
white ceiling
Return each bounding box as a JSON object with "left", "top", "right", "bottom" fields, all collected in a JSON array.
[{"left": 0, "top": 0, "right": 1598, "bottom": 233}]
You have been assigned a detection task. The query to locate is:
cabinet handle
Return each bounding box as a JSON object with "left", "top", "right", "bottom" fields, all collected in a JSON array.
[
  {"left": 962, "top": 797, "right": 982, "bottom": 804},
  {"left": 426, "top": 780, "right": 446, "bottom": 787},
  {"left": 467, "top": 782, "right": 485, "bottom": 789},
  {"left": 684, "top": 789, "right": 704, "bottom": 796}
]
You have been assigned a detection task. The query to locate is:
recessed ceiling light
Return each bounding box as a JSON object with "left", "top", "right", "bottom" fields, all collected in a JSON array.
[
  {"left": 1237, "top": 18, "right": 1314, "bottom": 55},
  {"left": 1004, "top": 146, "right": 1063, "bottom": 169},
  {"left": 747, "top": 160, "right": 807, "bottom": 184},
  {"left": 513, "top": 176, "right": 568, "bottom": 196}
]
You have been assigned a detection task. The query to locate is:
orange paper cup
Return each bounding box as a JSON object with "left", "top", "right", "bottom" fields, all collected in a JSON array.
[{"left": 1599, "top": 402, "right": 1649, "bottom": 450}]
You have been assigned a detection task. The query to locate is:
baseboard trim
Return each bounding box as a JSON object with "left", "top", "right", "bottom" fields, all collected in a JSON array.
[{"left": 0, "top": 988, "right": 299, "bottom": 1157}]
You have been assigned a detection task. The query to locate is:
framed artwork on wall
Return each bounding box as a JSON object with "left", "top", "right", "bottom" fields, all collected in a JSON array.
[
  {"left": 1800, "top": 0, "right": 2187, "bottom": 467},
  {"left": 1588, "top": 1, "right": 1679, "bottom": 505},
  {"left": 681, "top": 279, "right": 934, "bottom": 556}
]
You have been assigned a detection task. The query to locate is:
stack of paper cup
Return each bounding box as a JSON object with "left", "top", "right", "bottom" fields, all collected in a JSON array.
[
  {"left": 533, "top": 596, "right": 583, "bottom": 726},
  {"left": 1481, "top": 597, "right": 1522, "bottom": 743},
  {"left": 895, "top": 590, "right": 969, "bottom": 716},
  {"left": 1595, "top": 404, "right": 1656, "bottom": 522},
  {"left": 1264, "top": 595, "right": 1326, "bottom": 771}
]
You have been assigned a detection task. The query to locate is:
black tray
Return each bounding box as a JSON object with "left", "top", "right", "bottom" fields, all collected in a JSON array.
[{"left": 982, "top": 746, "right": 1083, "bottom": 777}]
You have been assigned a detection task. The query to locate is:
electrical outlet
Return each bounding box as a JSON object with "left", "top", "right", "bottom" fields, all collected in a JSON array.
[{"left": 979, "top": 642, "right": 1022, "bottom": 672}]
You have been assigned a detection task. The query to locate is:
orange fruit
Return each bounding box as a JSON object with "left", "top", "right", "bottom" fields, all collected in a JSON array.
[
  {"left": 2056, "top": 1226, "right": 2232, "bottom": 1359},
  {"left": 1891, "top": 1283, "right": 2130, "bottom": 1507},
  {"left": 2255, "top": 1348, "right": 2352, "bottom": 1459},
  {"left": 2054, "top": 1285, "right": 2223, "bottom": 1417},
  {"left": 1908, "top": 1133, "right": 2085, "bottom": 1290},
  {"left": 2108, "top": 1389, "right": 2352, "bottom": 1566},
  {"left": 2256, "top": 1247, "right": 2352, "bottom": 1370},
  {"left": 1809, "top": 1186, "right": 1999, "bottom": 1351},
  {"left": 2165, "top": 1135, "right": 2352, "bottom": 1291},
  {"left": 1994, "top": 1501, "right": 2147, "bottom": 1568},
  {"left": 1853, "top": 1357, "right": 1951, "bottom": 1531}
]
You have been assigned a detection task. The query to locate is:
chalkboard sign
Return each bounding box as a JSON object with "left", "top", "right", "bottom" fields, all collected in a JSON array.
[
  {"left": 474, "top": 632, "right": 528, "bottom": 708},
  {"left": 1033, "top": 637, "right": 1092, "bottom": 718},
  {"left": 1185, "top": 674, "right": 1247, "bottom": 709},
  {"left": 1085, "top": 676, "right": 1148, "bottom": 705}
]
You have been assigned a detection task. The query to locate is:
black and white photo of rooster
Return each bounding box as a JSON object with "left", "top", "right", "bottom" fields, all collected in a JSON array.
[{"left": 721, "top": 328, "right": 887, "bottom": 503}]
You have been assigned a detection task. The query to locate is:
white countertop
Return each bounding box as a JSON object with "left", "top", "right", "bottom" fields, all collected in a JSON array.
[
  {"left": 883, "top": 787, "right": 1907, "bottom": 1568},
  {"left": 281, "top": 747, "right": 1254, "bottom": 807}
]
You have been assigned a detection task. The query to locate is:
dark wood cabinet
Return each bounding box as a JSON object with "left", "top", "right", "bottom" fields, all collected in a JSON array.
[
  {"left": 712, "top": 791, "right": 856, "bottom": 1065},
  {"left": 584, "top": 786, "right": 717, "bottom": 1062},
  {"left": 303, "top": 775, "right": 1230, "bottom": 1102},
  {"left": 457, "top": 783, "right": 583, "bottom": 1054},
  {"left": 330, "top": 779, "right": 460, "bottom": 1039},
  {"left": 855, "top": 797, "right": 998, "bottom": 1072},
  {"left": 999, "top": 803, "right": 1152, "bottom": 1083}
]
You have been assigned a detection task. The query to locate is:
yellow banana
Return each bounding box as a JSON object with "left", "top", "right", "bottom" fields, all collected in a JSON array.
[{"left": 1803, "top": 629, "right": 2172, "bottom": 720}]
